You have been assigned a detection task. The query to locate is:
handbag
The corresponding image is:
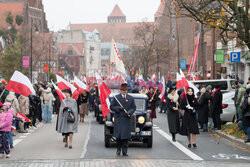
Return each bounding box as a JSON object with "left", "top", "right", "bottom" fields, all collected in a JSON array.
[{"left": 63, "top": 107, "right": 75, "bottom": 123}]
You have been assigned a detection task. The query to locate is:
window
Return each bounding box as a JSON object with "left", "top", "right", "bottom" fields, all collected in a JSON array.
[
  {"left": 68, "top": 50, "right": 72, "bottom": 56},
  {"left": 134, "top": 99, "right": 145, "bottom": 111}
]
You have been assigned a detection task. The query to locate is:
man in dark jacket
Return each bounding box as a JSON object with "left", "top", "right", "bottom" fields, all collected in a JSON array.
[
  {"left": 110, "top": 83, "right": 136, "bottom": 156},
  {"left": 211, "top": 85, "right": 223, "bottom": 130}
]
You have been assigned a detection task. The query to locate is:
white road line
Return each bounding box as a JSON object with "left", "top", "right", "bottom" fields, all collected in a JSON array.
[
  {"left": 19, "top": 135, "right": 27, "bottom": 139},
  {"left": 155, "top": 126, "right": 204, "bottom": 161},
  {"left": 80, "top": 112, "right": 92, "bottom": 159},
  {"left": 13, "top": 139, "right": 23, "bottom": 146}
]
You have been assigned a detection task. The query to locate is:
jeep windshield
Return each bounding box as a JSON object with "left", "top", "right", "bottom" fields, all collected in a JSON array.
[{"left": 134, "top": 98, "right": 145, "bottom": 111}]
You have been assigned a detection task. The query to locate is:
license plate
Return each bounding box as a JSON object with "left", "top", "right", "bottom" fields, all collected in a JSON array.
[{"left": 140, "top": 131, "right": 151, "bottom": 136}]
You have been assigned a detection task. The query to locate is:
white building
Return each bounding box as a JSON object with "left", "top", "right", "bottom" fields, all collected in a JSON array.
[{"left": 83, "top": 29, "right": 101, "bottom": 77}]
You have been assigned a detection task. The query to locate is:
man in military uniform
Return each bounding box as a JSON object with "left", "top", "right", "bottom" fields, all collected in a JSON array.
[{"left": 110, "top": 83, "right": 136, "bottom": 156}]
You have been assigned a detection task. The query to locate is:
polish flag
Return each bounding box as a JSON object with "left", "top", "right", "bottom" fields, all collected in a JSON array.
[
  {"left": 138, "top": 75, "right": 147, "bottom": 88},
  {"left": 158, "top": 76, "right": 165, "bottom": 102},
  {"left": 5, "top": 71, "right": 35, "bottom": 97},
  {"left": 74, "top": 76, "right": 89, "bottom": 93},
  {"left": 16, "top": 113, "right": 30, "bottom": 122},
  {"left": 180, "top": 69, "right": 189, "bottom": 89},
  {"left": 56, "top": 75, "right": 79, "bottom": 100},
  {"left": 187, "top": 79, "right": 199, "bottom": 97},
  {"left": 96, "top": 73, "right": 111, "bottom": 118},
  {"left": 11, "top": 126, "right": 16, "bottom": 131},
  {"left": 190, "top": 73, "right": 200, "bottom": 81},
  {"left": 176, "top": 73, "right": 183, "bottom": 90},
  {"left": 82, "top": 76, "right": 87, "bottom": 83},
  {"left": 51, "top": 81, "right": 66, "bottom": 101},
  {"left": 151, "top": 73, "right": 156, "bottom": 82}
]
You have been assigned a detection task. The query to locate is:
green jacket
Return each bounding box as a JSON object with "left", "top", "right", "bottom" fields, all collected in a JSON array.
[{"left": 236, "top": 84, "right": 246, "bottom": 105}]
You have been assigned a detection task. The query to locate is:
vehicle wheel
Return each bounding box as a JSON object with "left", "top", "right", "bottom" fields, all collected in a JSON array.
[{"left": 104, "top": 126, "right": 111, "bottom": 147}]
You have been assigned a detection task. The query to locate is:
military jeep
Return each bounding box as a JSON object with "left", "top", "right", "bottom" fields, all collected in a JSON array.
[{"left": 104, "top": 93, "right": 153, "bottom": 148}]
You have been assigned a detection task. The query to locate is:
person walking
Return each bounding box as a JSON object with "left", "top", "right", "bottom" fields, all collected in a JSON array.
[
  {"left": 206, "top": 85, "right": 214, "bottom": 130},
  {"left": 147, "top": 87, "right": 157, "bottom": 121},
  {"left": 197, "top": 87, "right": 211, "bottom": 132},
  {"left": 180, "top": 87, "right": 199, "bottom": 148},
  {"left": 57, "top": 89, "right": 78, "bottom": 149},
  {"left": 166, "top": 88, "right": 180, "bottom": 142},
  {"left": 0, "top": 102, "right": 14, "bottom": 158},
  {"left": 211, "top": 85, "right": 223, "bottom": 130},
  {"left": 236, "top": 80, "right": 246, "bottom": 120},
  {"left": 241, "top": 84, "right": 250, "bottom": 143},
  {"left": 78, "top": 91, "right": 89, "bottom": 122},
  {"left": 42, "top": 88, "right": 55, "bottom": 123},
  {"left": 110, "top": 83, "right": 136, "bottom": 156}
]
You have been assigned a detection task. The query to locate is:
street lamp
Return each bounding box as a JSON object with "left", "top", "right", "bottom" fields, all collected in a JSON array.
[{"left": 30, "top": 19, "right": 39, "bottom": 83}]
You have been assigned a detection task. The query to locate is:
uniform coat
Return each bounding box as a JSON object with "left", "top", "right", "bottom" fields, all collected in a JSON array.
[
  {"left": 211, "top": 89, "right": 223, "bottom": 114},
  {"left": 57, "top": 98, "right": 79, "bottom": 133},
  {"left": 180, "top": 94, "right": 199, "bottom": 136},
  {"left": 110, "top": 94, "right": 136, "bottom": 140},
  {"left": 166, "top": 93, "right": 180, "bottom": 134},
  {"left": 18, "top": 95, "right": 29, "bottom": 115},
  {"left": 147, "top": 92, "right": 157, "bottom": 119},
  {"left": 197, "top": 92, "right": 210, "bottom": 124}
]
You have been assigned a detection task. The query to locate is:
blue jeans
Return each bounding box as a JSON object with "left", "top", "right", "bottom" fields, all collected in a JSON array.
[
  {"left": 42, "top": 104, "right": 53, "bottom": 123},
  {"left": 8, "top": 130, "right": 13, "bottom": 146},
  {"left": 203, "top": 123, "right": 207, "bottom": 130},
  {"left": 208, "top": 117, "right": 214, "bottom": 129},
  {"left": 236, "top": 105, "right": 243, "bottom": 120},
  {"left": 247, "top": 127, "right": 250, "bottom": 139}
]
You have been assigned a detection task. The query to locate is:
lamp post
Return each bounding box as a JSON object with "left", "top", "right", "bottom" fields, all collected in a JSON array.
[{"left": 30, "top": 19, "right": 39, "bottom": 83}]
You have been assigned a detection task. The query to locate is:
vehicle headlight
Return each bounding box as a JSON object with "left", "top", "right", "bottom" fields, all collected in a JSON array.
[
  {"left": 138, "top": 116, "right": 145, "bottom": 124},
  {"left": 112, "top": 117, "right": 115, "bottom": 122}
]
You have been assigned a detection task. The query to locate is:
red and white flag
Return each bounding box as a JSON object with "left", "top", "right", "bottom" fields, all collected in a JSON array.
[
  {"left": 176, "top": 72, "right": 189, "bottom": 90},
  {"left": 16, "top": 113, "right": 30, "bottom": 122},
  {"left": 158, "top": 76, "right": 165, "bottom": 102},
  {"left": 190, "top": 73, "right": 200, "bottom": 81},
  {"left": 74, "top": 76, "right": 89, "bottom": 93},
  {"left": 56, "top": 75, "right": 79, "bottom": 100},
  {"left": 151, "top": 73, "right": 156, "bottom": 82},
  {"left": 138, "top": 75, "right": 147, "bottom": 88},
  {"left": 111, "top": 39, "right": 126, "bottom": 75},
  {"left": 5, "top": 71, "right": 35, "bottom": 97},
  {"left": 51, "top": 81, "right": 66, "bottom": 101},
  {"left": 96, "top": 73, "right": 111, "bottom": 118}
]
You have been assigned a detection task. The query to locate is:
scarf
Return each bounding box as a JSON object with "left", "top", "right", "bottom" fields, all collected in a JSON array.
[{"left": 167, "top": 93, "right": 178, "bottom": 103}]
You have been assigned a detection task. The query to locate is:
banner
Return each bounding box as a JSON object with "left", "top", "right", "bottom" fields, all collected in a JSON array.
[
  {"left": 22, "top": 56, "right": 30, "bottom": 68},
  {"left": 43, "top": 64, "right": 49, "bottom": 72},
  {"left": 216, "top": 50, "right": 224, "bottom": 64}
]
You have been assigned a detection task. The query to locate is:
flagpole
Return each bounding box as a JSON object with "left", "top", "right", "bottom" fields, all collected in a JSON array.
[{"left": 0, "top": 89, "right": 5, "bottom": 99}]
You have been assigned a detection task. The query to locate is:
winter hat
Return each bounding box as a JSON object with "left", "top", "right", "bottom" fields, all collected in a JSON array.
[
  {"left": 3, "top": 102, "right": 11, "bottom": 108},
  {"left": 206, "top": 85, "right": 212, "bottom": 91},
  {"left": 238, "top": 80, "right": 244, "bottom": 84},
  {"left": 120, "top": 83, "right": 128, "bottom": 90}
]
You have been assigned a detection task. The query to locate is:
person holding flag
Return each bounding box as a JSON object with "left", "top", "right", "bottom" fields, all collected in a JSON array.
[
  {"left": 57, "top": 89, "right": 78, "bottom": 149},
  {"left": 147, "top": 87, "right": 158, "bottom": 121},
  {"left": 110, "top": 83, "right": 136, "bottom": 156}
]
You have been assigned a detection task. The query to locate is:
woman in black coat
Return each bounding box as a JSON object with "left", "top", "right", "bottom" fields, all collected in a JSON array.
[
  {"left": 180, "top": 87, "right": 199, "bottom": 148},
  {"left": 166, "top": 88, "right": 180, "bottom": 142},
  {"left": 197, "top": 87, "right": 211, "bottom": 132},
  {"left": 147, "top": 87, "right": 158, "bottom": 121}
]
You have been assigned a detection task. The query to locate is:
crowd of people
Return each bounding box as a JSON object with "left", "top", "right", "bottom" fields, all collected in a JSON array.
[{"left": 0, "top": 75, "right": 249, "bottom": 158}]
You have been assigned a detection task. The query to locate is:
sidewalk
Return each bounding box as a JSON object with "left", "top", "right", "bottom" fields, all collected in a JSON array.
[
  {"left": 212, "top": 129, "right": 250, "bottom": 150},
  {"left": 0, "top": 159, "right": 249, "bottom": 167}
]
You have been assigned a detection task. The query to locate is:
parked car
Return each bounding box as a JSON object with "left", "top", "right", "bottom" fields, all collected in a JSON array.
[
  {"left": 220, "top": 91, "right": 236, "bottom": 124},
  {"left": 192, "top": 79, "right": 236, "bottom": 93},
  {"left": 104, "top": 93, "right": 153, "bottom": 148}
]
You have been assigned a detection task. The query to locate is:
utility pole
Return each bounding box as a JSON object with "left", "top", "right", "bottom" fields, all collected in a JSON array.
[
  {"left": 200, "top": 24, "right": 205, "bottom": 79},
  {"left": 212, "top": 28, "right": 216, "bottom": 79}
]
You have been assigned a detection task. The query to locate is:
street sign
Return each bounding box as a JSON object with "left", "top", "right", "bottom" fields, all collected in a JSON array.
[
  {"left": 180, "top": 59, "right": 186, "bottom": 69},
  {"left": 216, "top": 50, "right": 224, "bottom": 64},
  {"left": 23, "top": 56, "right": 30, "bottom": 68},
  {"left": 230, "top": 52, "right": 240, "bottom": 62},
  {"left": 43, "top": 64, "right": 49, "bottom": 72}
]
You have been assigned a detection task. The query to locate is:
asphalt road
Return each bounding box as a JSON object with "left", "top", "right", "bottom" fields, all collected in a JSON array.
[{"left": 5, "top": 112, "right": 250, "bottom": 164}]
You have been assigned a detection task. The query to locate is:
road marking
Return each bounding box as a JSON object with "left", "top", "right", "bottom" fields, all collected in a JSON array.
[
  {"left": 19, "top": 135, "right": 27, "bottom": 139},
  {"left": 80, "top": 112, "right": 92, "bottom": 159},
  {"left": 154, "top": 125, "right": 204, "bottom": 161},
  {"left": 212, "top": 153, "right": 250, "bottom": 160},
  {"left": 13, "top": 139, "right": 23, "bottom": 146}
]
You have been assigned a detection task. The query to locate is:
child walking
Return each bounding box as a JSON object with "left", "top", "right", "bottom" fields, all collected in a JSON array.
[{"left": 0, "top": 102, "right": 14, "bottom": 158}]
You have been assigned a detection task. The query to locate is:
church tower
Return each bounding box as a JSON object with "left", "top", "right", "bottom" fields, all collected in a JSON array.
[{"left": 108, "top": 4, "right": 126, "bottom": 23}]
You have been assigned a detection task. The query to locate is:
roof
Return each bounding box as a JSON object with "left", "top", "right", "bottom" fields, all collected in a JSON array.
[
  {"left": 109, "top": 4, "right": 125, "bottom": 17},
  {"left": 70, "top": 22, "right": 150, "bottom": 45},
  {"left": 58, "top": 43, "right": 84, "bottom": 56},
  {"left": 0, "top": 2, "right": 24, "bottom": 29},
  {"left": 154, "top": 1, "right": 165, "bottom": 17}
]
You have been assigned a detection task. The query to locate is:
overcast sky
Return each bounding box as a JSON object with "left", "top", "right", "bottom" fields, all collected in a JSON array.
[{"left": 43, "top": 0, "right": 160, "bottom": 31}]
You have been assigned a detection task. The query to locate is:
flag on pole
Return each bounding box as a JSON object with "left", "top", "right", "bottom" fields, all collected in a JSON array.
[
  {"left": 138, "top": 75, "right": 147, "bottom": 88},
  {"left": 51, "top": 81, "right": 66, "bottom": 101},
  {"left": 111, "top": 39, "right": 126, "bottom": 75},
  {"left": 158, "top": 76, "right": 165, "bottom": 102},
  {"left": 179, "top": 69, "right": 189, "bottom": 90},
  {"left": 190, "top": 33, "right": 200, "bottom": 73},
  {"left": 5, "top": 71, "right": 35, "bottom": 97},
  {"left": 74, "top": 76, "right": 89, "bottom": 93},
  {"left": 96, "top": 73, "right": 111, "bottom": 118},
  {"left": 190, "top": 73, "right": 200, "bottom": 81},
  {"left": 56, "top": 75, "right": 79, "bottom": 100}
]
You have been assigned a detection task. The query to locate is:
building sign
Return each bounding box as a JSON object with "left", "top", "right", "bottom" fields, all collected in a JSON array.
[
  {"left": 230, "top": 52, "right": 241, "bottom": 62},
  {"left": 216, "top": 50, "right": 224, "bottom": 64},
  {"left": 180, "top": 59, "right": 186, "bottom": 69},
  {"left": 43, "top": 64, "right": 49, "bottom": 72},
  {"left": 23, "top": 56, "right": 30, "bottom": 68}
]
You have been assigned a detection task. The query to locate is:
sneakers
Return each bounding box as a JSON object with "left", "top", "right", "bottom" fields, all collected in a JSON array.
[
  {"left": 10, "top": 145, "right": 14, "bottom": 149},
  {"left": 6, "top": 154, "right": 10, "bottom": 158}
]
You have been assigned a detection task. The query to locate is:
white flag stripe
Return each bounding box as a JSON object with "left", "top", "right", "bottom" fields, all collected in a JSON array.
[
  {"left": 10, "top": 71, "right": 35, "bottom": 94},
  {"left": 74, "top": 76, "right": 88, "bottom": 89}
]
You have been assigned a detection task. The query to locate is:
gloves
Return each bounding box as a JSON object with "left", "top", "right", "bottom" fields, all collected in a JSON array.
[
  {"left": 119, "top": 106, "right": 124, "bottom": 111},
  {"left": 186, "top": 104, "right": 194, "bottom": 110}
]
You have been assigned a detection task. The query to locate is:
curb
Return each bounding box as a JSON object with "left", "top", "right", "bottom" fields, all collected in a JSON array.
[{"left": 212, "top": 130, "right": 250, "bottom": 150}]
